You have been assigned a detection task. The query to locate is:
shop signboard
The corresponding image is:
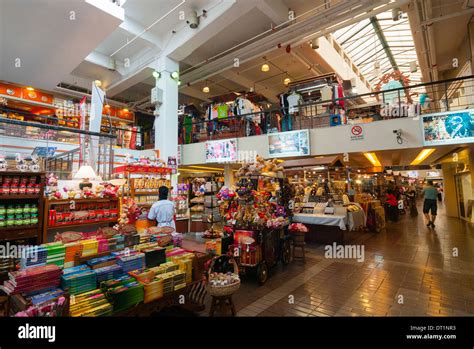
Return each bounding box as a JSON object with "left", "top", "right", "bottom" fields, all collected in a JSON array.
[
  {"left": 205, "top": 138, "right": 238, "bottom": 163},
  {"left": 32, "top": 147, "right": 56, "bottom": 158},
  {"left": 168, "top": 156, "right": 177, "bottom": 174},
  {"left": 267, "top": 130, "right": 310, "bottom": 158},
  {"left": 422, "top": 110, "right": 474, "bottom": 146}
]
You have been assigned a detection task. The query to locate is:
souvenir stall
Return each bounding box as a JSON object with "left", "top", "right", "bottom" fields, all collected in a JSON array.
[{"left": 217, "top": 155, "right": 292, "bottom": 284}]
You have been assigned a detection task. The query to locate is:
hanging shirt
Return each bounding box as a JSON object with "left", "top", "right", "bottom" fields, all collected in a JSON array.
[
  {"left": 210, "top": 105, "right": 219, "bottom": 120},
  {"left": 287, "top": 92, "right": 303, "bottom": 113},
  {"left": 148, "top": 200, "right": 176, "bottom": 229},
  {"left": 253, "top": 105, "right": 262, "bottom": 124},
  {"left": 217, "top": 104, "right": 228, "bottom": 119},
  {"left": 235, "top": 98, "right": 254, "bottom": 119}
]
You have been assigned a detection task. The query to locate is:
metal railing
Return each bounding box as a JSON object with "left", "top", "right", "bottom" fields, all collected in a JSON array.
[{"left": 178, "top": 75, "right": 474, "bottom": 145}]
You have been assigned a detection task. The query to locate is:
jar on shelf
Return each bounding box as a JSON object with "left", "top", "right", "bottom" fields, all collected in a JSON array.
[
  {"left": 6, "top": 215, "right": 14, "bottom": 226},
  {"left": 15, "top": 205, "right": 23, "bottom": 214},
  {"left": 0, "top": 205, "right": 6, "bottom": 215},
  {"left": 23, "top": 214, "right": 31, "bottom": 225},
  {"left": 23, "top": 204, "right": 31, "bottom": 214},
  {"left": 30, "top": 214, "right": 38, "bottom": 225}
]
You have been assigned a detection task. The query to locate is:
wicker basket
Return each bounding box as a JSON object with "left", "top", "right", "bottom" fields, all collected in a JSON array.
[{"left": 206, "top": 256, "right": 240, "bottom": 297}]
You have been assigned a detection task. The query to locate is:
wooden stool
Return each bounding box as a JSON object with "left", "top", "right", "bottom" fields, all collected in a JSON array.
[
  {"left": 209, "top": 295, "right": 236, "bottom": 317},
  {"left": 292, "top": 233, "right": 306, "bottom": 263}
]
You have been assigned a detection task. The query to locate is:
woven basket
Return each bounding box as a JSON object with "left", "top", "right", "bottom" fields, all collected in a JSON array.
[{"left": 206, "top": 256, "right": 240, "bottom": 297}]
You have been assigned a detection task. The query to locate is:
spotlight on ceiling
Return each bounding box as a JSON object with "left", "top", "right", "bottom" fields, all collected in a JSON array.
[
  {"left": 202, "top": 86, "right": 210, "bottom": 93},
  {"left": 152, "top": 71, "right": 161, "bottom": 79},
  {"left": 284, "top": 78, "right": 291, "bottom": 85},
  {"left": 310, "top": 38, "right": 319, "bottom": 50},
  {"left": 170, "top": 71, "right": 179, "bottom": 80},
  {"left": 261, "top": 64, "right": 270, "bottom": 72},
  {"left": 187, "top": 10, "right": 199, "bottom": 29},
  {"left": 392, "top": 7, "right": 403, "bottom": 21}
]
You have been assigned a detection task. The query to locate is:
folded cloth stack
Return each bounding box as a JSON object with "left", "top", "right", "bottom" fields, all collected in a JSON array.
[
  {"left": 86, "top": 255, "right": 117, "bottom": 270},
  {"left": 133, "top": 242, "right": 159, "bottom": 252},
  {"left": 142, "top": 276, "right": 164, "bottom": 303},
  {"left": 149, "top": 262, "right": 179, "bottom": 276},
  {"left": 101, "top": 276, "right": 144, "bottom": 313},
  {"left": 69, "top": 289, "right": 113, "bottom": 317},
  {"left": 93, "top": 264, "right": 123, "bottom": 284},
  {"left": 160, "top": 270, "right": 186, "bottom": 295},
  {"left": 61, "top": 265, "right": 97, "bottom": 295},
  {"left": 29, "top": 288, "right": 64, "bottom": 306},
  {"left": 80, "top": 239, "right": 98, "bottom": 257},
  {"left": 0, "top": 256, "right": 16, "bottom": 273},
  {"left": 64, "top": 242, "right": 82, "bottom": 269},
  {"left": 172, "top": 256, "right": 193, "bottom": 284},
  {"left": 117, "top": 253, "right": 145, "bottom": 273},
  {"left": 106, "top": 237, "right": 117, "bottom": 251},
  {"left": 43, "top": 242, "right": 66, "bottom": 268},
  {"left": 20, "top": 246, "right": 47, "bottom": 269},
  {"left": 3, "top": 265, "right": 62, "bottom": 295},
  {"left": 97, "top": 238, "right": 109, "bottom": 253},
  {"left": 124, "top": 234, "right": 140, "bottom": 247}
]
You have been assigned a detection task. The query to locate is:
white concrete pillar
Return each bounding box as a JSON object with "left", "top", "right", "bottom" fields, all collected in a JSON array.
[{"left": 151, "top": 56, "right": 179, "bottom": 162}]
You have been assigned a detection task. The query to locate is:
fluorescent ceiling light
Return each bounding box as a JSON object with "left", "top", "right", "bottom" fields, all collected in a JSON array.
[
  {"left": 312, "top": 166, "right": 326, "bottom": 171},
  {"left": 364, "top": 152, "right": 381, "bottom": 167},
  {"left": 410, "top": 149, "right": 435, "bottom": 165},
  {"left": 187, "top": 165, "right": 224, "bottom": 171}
]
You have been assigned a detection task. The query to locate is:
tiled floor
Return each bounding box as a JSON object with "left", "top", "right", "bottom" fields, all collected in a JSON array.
[{"left": 206, "top": 202, "right": 474, "bottom": 316}]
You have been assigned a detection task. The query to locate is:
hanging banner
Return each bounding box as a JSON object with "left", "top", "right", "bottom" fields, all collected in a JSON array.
[
  {"left": 88, "top": 84, "right": 105, "bottom": 169},
  {"left": 79, "top": 96, "right": 87, "bottom": 166}
]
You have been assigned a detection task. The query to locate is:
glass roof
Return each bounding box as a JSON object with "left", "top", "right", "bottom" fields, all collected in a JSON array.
[{"left": 333, "top": 10, "right": 422, "bottom": 87}]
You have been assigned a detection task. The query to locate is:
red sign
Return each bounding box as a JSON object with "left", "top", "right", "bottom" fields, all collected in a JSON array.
[
  {"left": 113, "top": 165, "right": 172, "bottom": 174},
  {"left": 351, "top": 125, "right": 363, "bottom": 136}
]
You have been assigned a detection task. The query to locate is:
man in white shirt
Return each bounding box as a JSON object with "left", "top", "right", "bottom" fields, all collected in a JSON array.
[{"left": 147, "top": 186, "right": 176, "bottom": 229}]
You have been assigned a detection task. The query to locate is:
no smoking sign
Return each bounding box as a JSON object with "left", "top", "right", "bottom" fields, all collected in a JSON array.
[{"left": 350, "top": 125, "right": 364, "bottom": 141}]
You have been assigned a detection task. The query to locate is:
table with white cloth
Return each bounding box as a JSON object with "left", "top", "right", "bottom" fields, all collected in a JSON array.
[{"left": 292, "top": 213, "right": 347, "bottom": 230}]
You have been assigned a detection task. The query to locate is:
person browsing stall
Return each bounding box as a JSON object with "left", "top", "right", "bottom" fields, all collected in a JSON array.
[{"left": 147, "top": 186, "right": 176, "bottom": 230}]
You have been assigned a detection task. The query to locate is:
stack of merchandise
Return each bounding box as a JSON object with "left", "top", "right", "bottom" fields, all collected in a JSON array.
[
  {"left": 64, "top": 242, "right": 82, "bottom": 269},
  {"left": 116, "top": 253, "right": 145, "bottom": 273},
  {"left": 97, "top": 238, "right": 109, "bottom": 253},
  {"left": 139, "top": 235, "right": 150, "bottom": 244},
  {"left": 86, "top": 255, "right": 117, "bottom": 269},
  {"left": 171, "top": 255, "right": 194, "bottom": 284},
  {"left": 161, "top": 272, "right": 174, "bottom": 296},
  {"left": 165, "top": 247, "right": 191, "bottom": 262},
  {"left": 106, "top": 237, "right": 117, "bottom": 251},
  {"left": 128, "top": 269, "right": 155, "bottom": 283},
  {"left": 93, "top": 264, "right": 123, "bottom": 284},
  {"left": 133, "top": 242, "right": 159, "bottom": 251},
  {"left": 113, "top": 235, "right": 125, "bottom": 250},
  {"left": 80, "top": 239, "right": 99, "bottom": 257},
  {"left": 124, "top": 234, "right": 140, "bottom": 247},
  {"left": 29, "top": 288, "right": 64, "bottom": 306},
  {"left": 142, "top": 275, "right": 163, "bottom": 303},
  {"left": 61, "top": 265, "right": 97, "bottom": 295},
  {"left": 149, "top": 233, "right": 172, "bottom": 246},
  {"left": 143, "top": 247, "right": 166, "bottom": 268},
  {"left": 44, "top": 242, "right": 66, "bottom": 268},
  {"left": 149, "top": 262, "right": 179, "bottom": 276},
  {"left": 0, "top": 256, "right": 16, "bottom": 274},
  {"left": 69, "top": 289, "right": 113, "bottom": 317},
  {"left": 3, "top": 265, "right": 62, "bottom": 295},
  {"left": 101, "top": 276, "right": 144, "bottom": 313},
  {"left": 20, "top": 246, "right": 47, "bottom": 269},
  {"left": 170, "top": 270, "right": 186, "bottom": 291}
]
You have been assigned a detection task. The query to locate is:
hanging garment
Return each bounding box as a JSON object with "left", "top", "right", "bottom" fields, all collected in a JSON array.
[
  {"left": 235, "top": 97, "right": 254, "bottom": 119},
  {"left": 287, "top": 92, "right": 303, "bottom": 114},
  {"left": 217, "top": 104, "right": 228, "bottom": 119},
  {"left": 280, "top": 93, "right": 290, "bottom": 116},
  {"left": 252, "top": 105, "right": 262, "bottom": 124},
  {"left": 210, "top": 105, "right": 219, "bottom": 120},
  {"left": 183, "top": 114, "right": 193, "bottom": 144}
]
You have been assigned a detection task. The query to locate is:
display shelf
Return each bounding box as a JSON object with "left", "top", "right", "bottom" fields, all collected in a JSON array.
[
  {"left": 73, "top": 250, "right": 116, "bottom": 266},
  {"left": 47, "top": 198, "right": 119, "bottom": 204},
  {"left": 0, "top": 194, "right": 41, "bottom": 200},
  {"left": 47, "top": 218, "right": 118, "bottom": 230},
  {"left": 132, "top": 191, "right": 160, "bottom": 195},
  {"left": 0, "top": 225, "right": 39, "bottom": 232}
]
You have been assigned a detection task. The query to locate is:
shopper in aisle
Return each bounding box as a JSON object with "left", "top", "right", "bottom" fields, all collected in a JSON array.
[
  {"left": 422, "top": 180, "right": 438, "bottom": 228},
  {"left": 406, "top": 186, "right": 418, "bottom": 217},
  {"left": 147, "top": 186, "right": 176, "bottom": 230}
]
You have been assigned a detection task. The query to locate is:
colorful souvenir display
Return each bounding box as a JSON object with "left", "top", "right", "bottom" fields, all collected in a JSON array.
[
  {"left": 69, "top": 289, "right": 113, "bottom": 317},
  {"left": 93, "top": 264, "right": 124, "bottom": 284},
  {"left": 116, "top": 253, "right": 145, "bottom": 273},
  {"left": 3, "top": 265, "right": 62, "bottom": 295},
  {"left": 61, "top": 265, "right": 97, "bottom": 295},
  {"left": 101, "top": 276, "right": 144, "bottom": 313}
]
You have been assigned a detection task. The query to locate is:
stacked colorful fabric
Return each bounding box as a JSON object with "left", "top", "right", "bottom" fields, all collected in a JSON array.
[
  {"left": 43, "top": 242, "right": 66, "bottom": 268},
  {"left": 116, "top": 253, "right": 145, "bottom": 273},
  {"left": 97, "top": 238, "right": 109, "bottom": 253},
  {"left": 80, "top": 239, "right": 98, "bottom": 257},
  {"left": 0, "top": 256, "right": 16, "bottom": 273},
  {"left": 20, "top": 246, "right": 47, "bottom": 269},
  {"left": 113, "top": 235, "right": 125, "bottom": 250},
  {"left": 64, "top": 242, "right": 82, "bottom": 269},
  {"left": 29, "top": 288, "right": 64, "bottom": 306},
  {"left": 3, "top": 265, "right": 62, "bottom": 295},
  {"left": 69, "top": 289, "right": 113, "bottom": 317},
  {"left": 149, "top": 262, "right": 179, "bottom": 276},
  {"left": 101, "top": 276, "right": 144, "bottom": 313},
  {"left": 93, "top": 264, "right": 123, "bottom": 284},
  {"left": 61, "top": 265, "right": 96, "bottom": 295},
  {"left": 86, "top": 255, "right": 117, "bottom": 269}
]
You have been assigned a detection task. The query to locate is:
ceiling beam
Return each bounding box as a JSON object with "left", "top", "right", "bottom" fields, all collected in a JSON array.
[
  {"left": 117, "top": 15, "right": 163, "bottom": 48},
  {"left": 85, "top": 51, "right": 125, "bottom": 74},
  {"left": 369, "top": 16, "right": 399, "bottom": 72},
  {"left": 178, "top": 87, "right": 212, "bottom": 103},
  {"left": 217, "top": 70, "right": 280, "bottom": 102}
]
